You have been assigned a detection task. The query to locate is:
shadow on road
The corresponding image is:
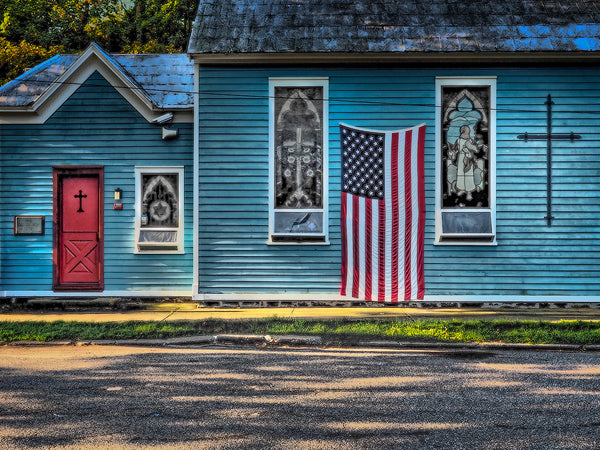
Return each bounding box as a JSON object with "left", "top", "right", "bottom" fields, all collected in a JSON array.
[{"left": 1, "top": 345, "right": 599, "bottom": 448}]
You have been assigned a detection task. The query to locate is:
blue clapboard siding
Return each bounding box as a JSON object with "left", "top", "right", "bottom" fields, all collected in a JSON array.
[
  {"left": 0, "top": 71, "right": 193, "bottom": 293},
  {"left": 198, "top": 66, "right": 600, "bottom": 297}
]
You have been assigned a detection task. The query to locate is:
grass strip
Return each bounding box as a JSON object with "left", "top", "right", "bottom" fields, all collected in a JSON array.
[{"left": 1, "top": 318, "right": 600, "bottom": 345}]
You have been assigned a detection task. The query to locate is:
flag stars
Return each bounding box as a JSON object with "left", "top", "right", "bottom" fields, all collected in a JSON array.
[{"left": 340, "top": 125, "right": 385, "bottom": 200}]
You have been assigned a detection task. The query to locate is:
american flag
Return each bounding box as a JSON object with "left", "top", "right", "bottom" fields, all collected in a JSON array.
[{"left": 340, "top": 123, "right": 426, "bottom": 302}]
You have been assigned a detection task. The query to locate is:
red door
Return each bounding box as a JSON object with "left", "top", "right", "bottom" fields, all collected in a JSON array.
[{"left": 54, "top": 168, "right": 103, "bottom": 290}]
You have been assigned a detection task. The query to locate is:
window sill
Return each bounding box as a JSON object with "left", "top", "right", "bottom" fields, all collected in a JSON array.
[
  {"left": 134, "top": 250, "right": 186, "bottom": 255},
  {"left": 434, "top": 239, "right": 497, "bottom": 246},
  {"left": 266, "top": 239, "right": 331, "bottom": 246}
]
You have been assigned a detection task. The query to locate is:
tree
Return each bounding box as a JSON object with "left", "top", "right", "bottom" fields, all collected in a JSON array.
[
  {"left": 0, "top": 0, "right": 198, "bottom": 85},
  {"left": 0, "top": 0, "right": 127, "bottom": 50},
  {"left": 0, "top": 38, "right": 65, "bottom": 85},
  {"left": 122, "top": 0, "right": 197, "bottom": 53}
]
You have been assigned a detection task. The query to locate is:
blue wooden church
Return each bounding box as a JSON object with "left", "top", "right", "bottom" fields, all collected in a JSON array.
[
  {"left": 187, "top": 0, "right": 600, "bottom": 303},
  {"left": 1, "top": 0, "right": 600, "bottom": 303}
]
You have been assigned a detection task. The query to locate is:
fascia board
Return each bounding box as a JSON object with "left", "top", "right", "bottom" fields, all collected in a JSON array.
[{"left": 188, "top": 51, "right": 600, "bottom": 65}]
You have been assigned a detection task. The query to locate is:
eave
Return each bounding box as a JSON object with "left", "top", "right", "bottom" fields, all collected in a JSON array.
[{"left": 188, "top": 51, "right": 600, "bottom": 66}]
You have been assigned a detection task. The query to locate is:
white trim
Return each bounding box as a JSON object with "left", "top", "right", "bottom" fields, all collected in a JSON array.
[
  {"left": 196, "top": 293, "right": 355, "bottom": 301},
  {"left": 2, "top": 290, "right": 192, "bottom": 298},
  {"left": 2, "top": 290, "right": 596, "bottom": 303},
  {"left": 193, "top": 63, "right": 200, "bottom": 295},
  {"left": 192, "top": 292, "right": 600, "bottom": 303},
  {"left": 134, "top": 166, "right": 185, "bottom": 254},
  {"left": 434, "top": 76, "right": 497, "bottom": 245},
  {"left": 2, "top": 290, "right": 595, "bottom": 303},
  {"left": 266, "top": 240, "right": 331, "bottom": 246},
  {"left": 423, "top": 295, "right": 600, "bottom": 303},
  {"left": 0, "top": 43, "right": 193, "bottom": 125},
  {"left": 268, "top": 77, "right": 330, "bottom": 244}
]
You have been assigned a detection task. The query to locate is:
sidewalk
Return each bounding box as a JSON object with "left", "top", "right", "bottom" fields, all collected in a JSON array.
[
  {"left": 2, "top": 301, "right": 600, "bottom": 323},
  {"left": 2, "top": 301, "right": 600, "bottom": 351}
]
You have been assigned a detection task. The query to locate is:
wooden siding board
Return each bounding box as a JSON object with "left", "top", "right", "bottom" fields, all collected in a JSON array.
[
  {"left": 198, "top": 65, "right": 600, "bottom": 297},
  {"left": 1, "top": 71, "right": 193, "bottom": 293}
]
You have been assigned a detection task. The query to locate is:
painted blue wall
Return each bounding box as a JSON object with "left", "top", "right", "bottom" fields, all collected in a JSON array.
[
  {"left": 198, "top": 66, "right": 600, "bottom": 297},
  {"left": 0, "top": 71, "right": 193, "bottom": 293}
]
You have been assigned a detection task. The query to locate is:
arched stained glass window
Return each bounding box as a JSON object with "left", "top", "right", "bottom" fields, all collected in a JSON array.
[
  {"left": 441, "top": 86, "right": 490, "bottom": 208},
  {"left": 274, "top": 87, "right": 323, "bottom": 209}
]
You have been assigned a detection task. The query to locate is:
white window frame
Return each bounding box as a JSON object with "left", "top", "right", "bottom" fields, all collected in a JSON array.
[
  {"left": 268, "top": 78, "right": 329, "bottom": 245},
  {"left": 134, "top": 166, "right": 185, "bottom": 254},
  {"left": 435, "top": 77, "right": 497, "bottom": 245}
]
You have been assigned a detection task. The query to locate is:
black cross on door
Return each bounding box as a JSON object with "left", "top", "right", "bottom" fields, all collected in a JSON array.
[{"left": 74, "top": 189, "right": 87, "bottom": 213}]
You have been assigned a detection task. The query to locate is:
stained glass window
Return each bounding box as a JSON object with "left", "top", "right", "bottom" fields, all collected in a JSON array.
[
  {"left": 141, "top": 173, "right": 179, "bottom": 228},
  {"left": 441, "top": 86, "right": 490, "bottom": 208},
  {"left": 135, "top": 167, "right": 184, "bottom": 252},
  {"left": 274, "top": 86, "right": 323, "bottom": 209},
  {"left": 269, "top": 79, "right": 329, "bottom": 243},
  {"left": 435, "top": 77, "right": 496, "bottom": 245}
]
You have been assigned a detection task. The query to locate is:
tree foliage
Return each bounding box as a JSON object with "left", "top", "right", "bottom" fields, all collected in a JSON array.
[
  {"left": 0, "top": 38, "right": 65, "bottom": 84},
  {"left": 0, "top": 0, "right": 197, "bottom": 85}
]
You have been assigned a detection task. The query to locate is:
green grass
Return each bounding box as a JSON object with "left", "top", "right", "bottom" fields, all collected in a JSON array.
[{"left": 2, "top": 318, "right": 600, "bottom": 345}]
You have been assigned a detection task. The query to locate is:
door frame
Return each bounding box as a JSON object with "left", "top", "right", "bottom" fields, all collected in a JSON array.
[{"left": 53, "top": 166, "right": 104, "bottom": 291}]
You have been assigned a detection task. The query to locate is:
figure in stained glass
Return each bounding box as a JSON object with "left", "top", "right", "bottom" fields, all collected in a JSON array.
[{"left": 442, "top": 87, "right": 490, "bottom": 208}]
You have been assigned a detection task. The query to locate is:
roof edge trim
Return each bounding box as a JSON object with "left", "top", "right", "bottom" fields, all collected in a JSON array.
[
  {"left": 189, "top": 51, "right": 600, "bottom": 65},
  {"left": 35, "top": 42, "right": 156, "bottom": 113},
  {"left": 0, "top": 43, "right": 169, "bottom": 124}
]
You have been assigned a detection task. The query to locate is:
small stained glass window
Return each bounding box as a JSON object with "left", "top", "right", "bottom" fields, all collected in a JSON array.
[
  {"left": 141, "top": 173, "right": 179, "bottom": 228},
  {"left": 135, "top": 167, "right": 184, "bottom": 253}
]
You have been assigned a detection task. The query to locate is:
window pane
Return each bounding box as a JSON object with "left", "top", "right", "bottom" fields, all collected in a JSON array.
[
  {"left": 441, "top": 211, "right": 492, "bottom": 234},
  {"left": 139, "top": 230, "right": 178, "bottom": 243},
  {"left": 273, "top": 211, "right": 324, "bottom": 234},
  {"left": 141, "top": 173, "right": 179, "bottom": 228},
  {"left": 441, "top": 86, "right": 490, "bottom": 208},
  {"left": 274, "top": 86, "right": 323, "bottom": 209}
]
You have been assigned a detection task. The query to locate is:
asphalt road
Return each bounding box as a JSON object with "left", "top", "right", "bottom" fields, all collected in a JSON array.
[{"left": 0, "top": 345, "right": 599, "bottom": 449}]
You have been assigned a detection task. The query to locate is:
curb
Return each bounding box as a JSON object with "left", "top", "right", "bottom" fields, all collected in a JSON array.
[
  {"left": 87, "top": 335, "right": 216, "bottom": 346},
  {"left": 361, "top": 340, "right": 586, "bottom": 351},
  {"left": 3, "top": 335, "right": 599, "bottom": 351},
  {"left": 77, "top": 334, "right": 323, "bottom": 347}
]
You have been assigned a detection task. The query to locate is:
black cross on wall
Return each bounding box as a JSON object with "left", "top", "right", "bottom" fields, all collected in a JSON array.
[{"left": 517, "top": 94, "right": 581, "bottom": 226}]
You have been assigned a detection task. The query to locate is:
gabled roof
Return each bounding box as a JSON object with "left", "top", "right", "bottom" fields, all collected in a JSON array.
[
  {"left": 188, "top": 0, "right": 600, "bottom": 62},
  {"left": 0, "top": 43, "right": 194, "bottom": 123}
]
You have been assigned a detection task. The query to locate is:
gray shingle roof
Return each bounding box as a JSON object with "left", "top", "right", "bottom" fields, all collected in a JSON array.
[
  {"left": 0, "top": 54, "right": 78, "bottom": 107},
  {"left": 0, "top": 48, "right": 193, "bottom": 109},
  {"left": 188, "top": 0, "right": 600, "bottom": 55},
  {"left": 111, "top": 54, "right": 194, "bottom": 109}
]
